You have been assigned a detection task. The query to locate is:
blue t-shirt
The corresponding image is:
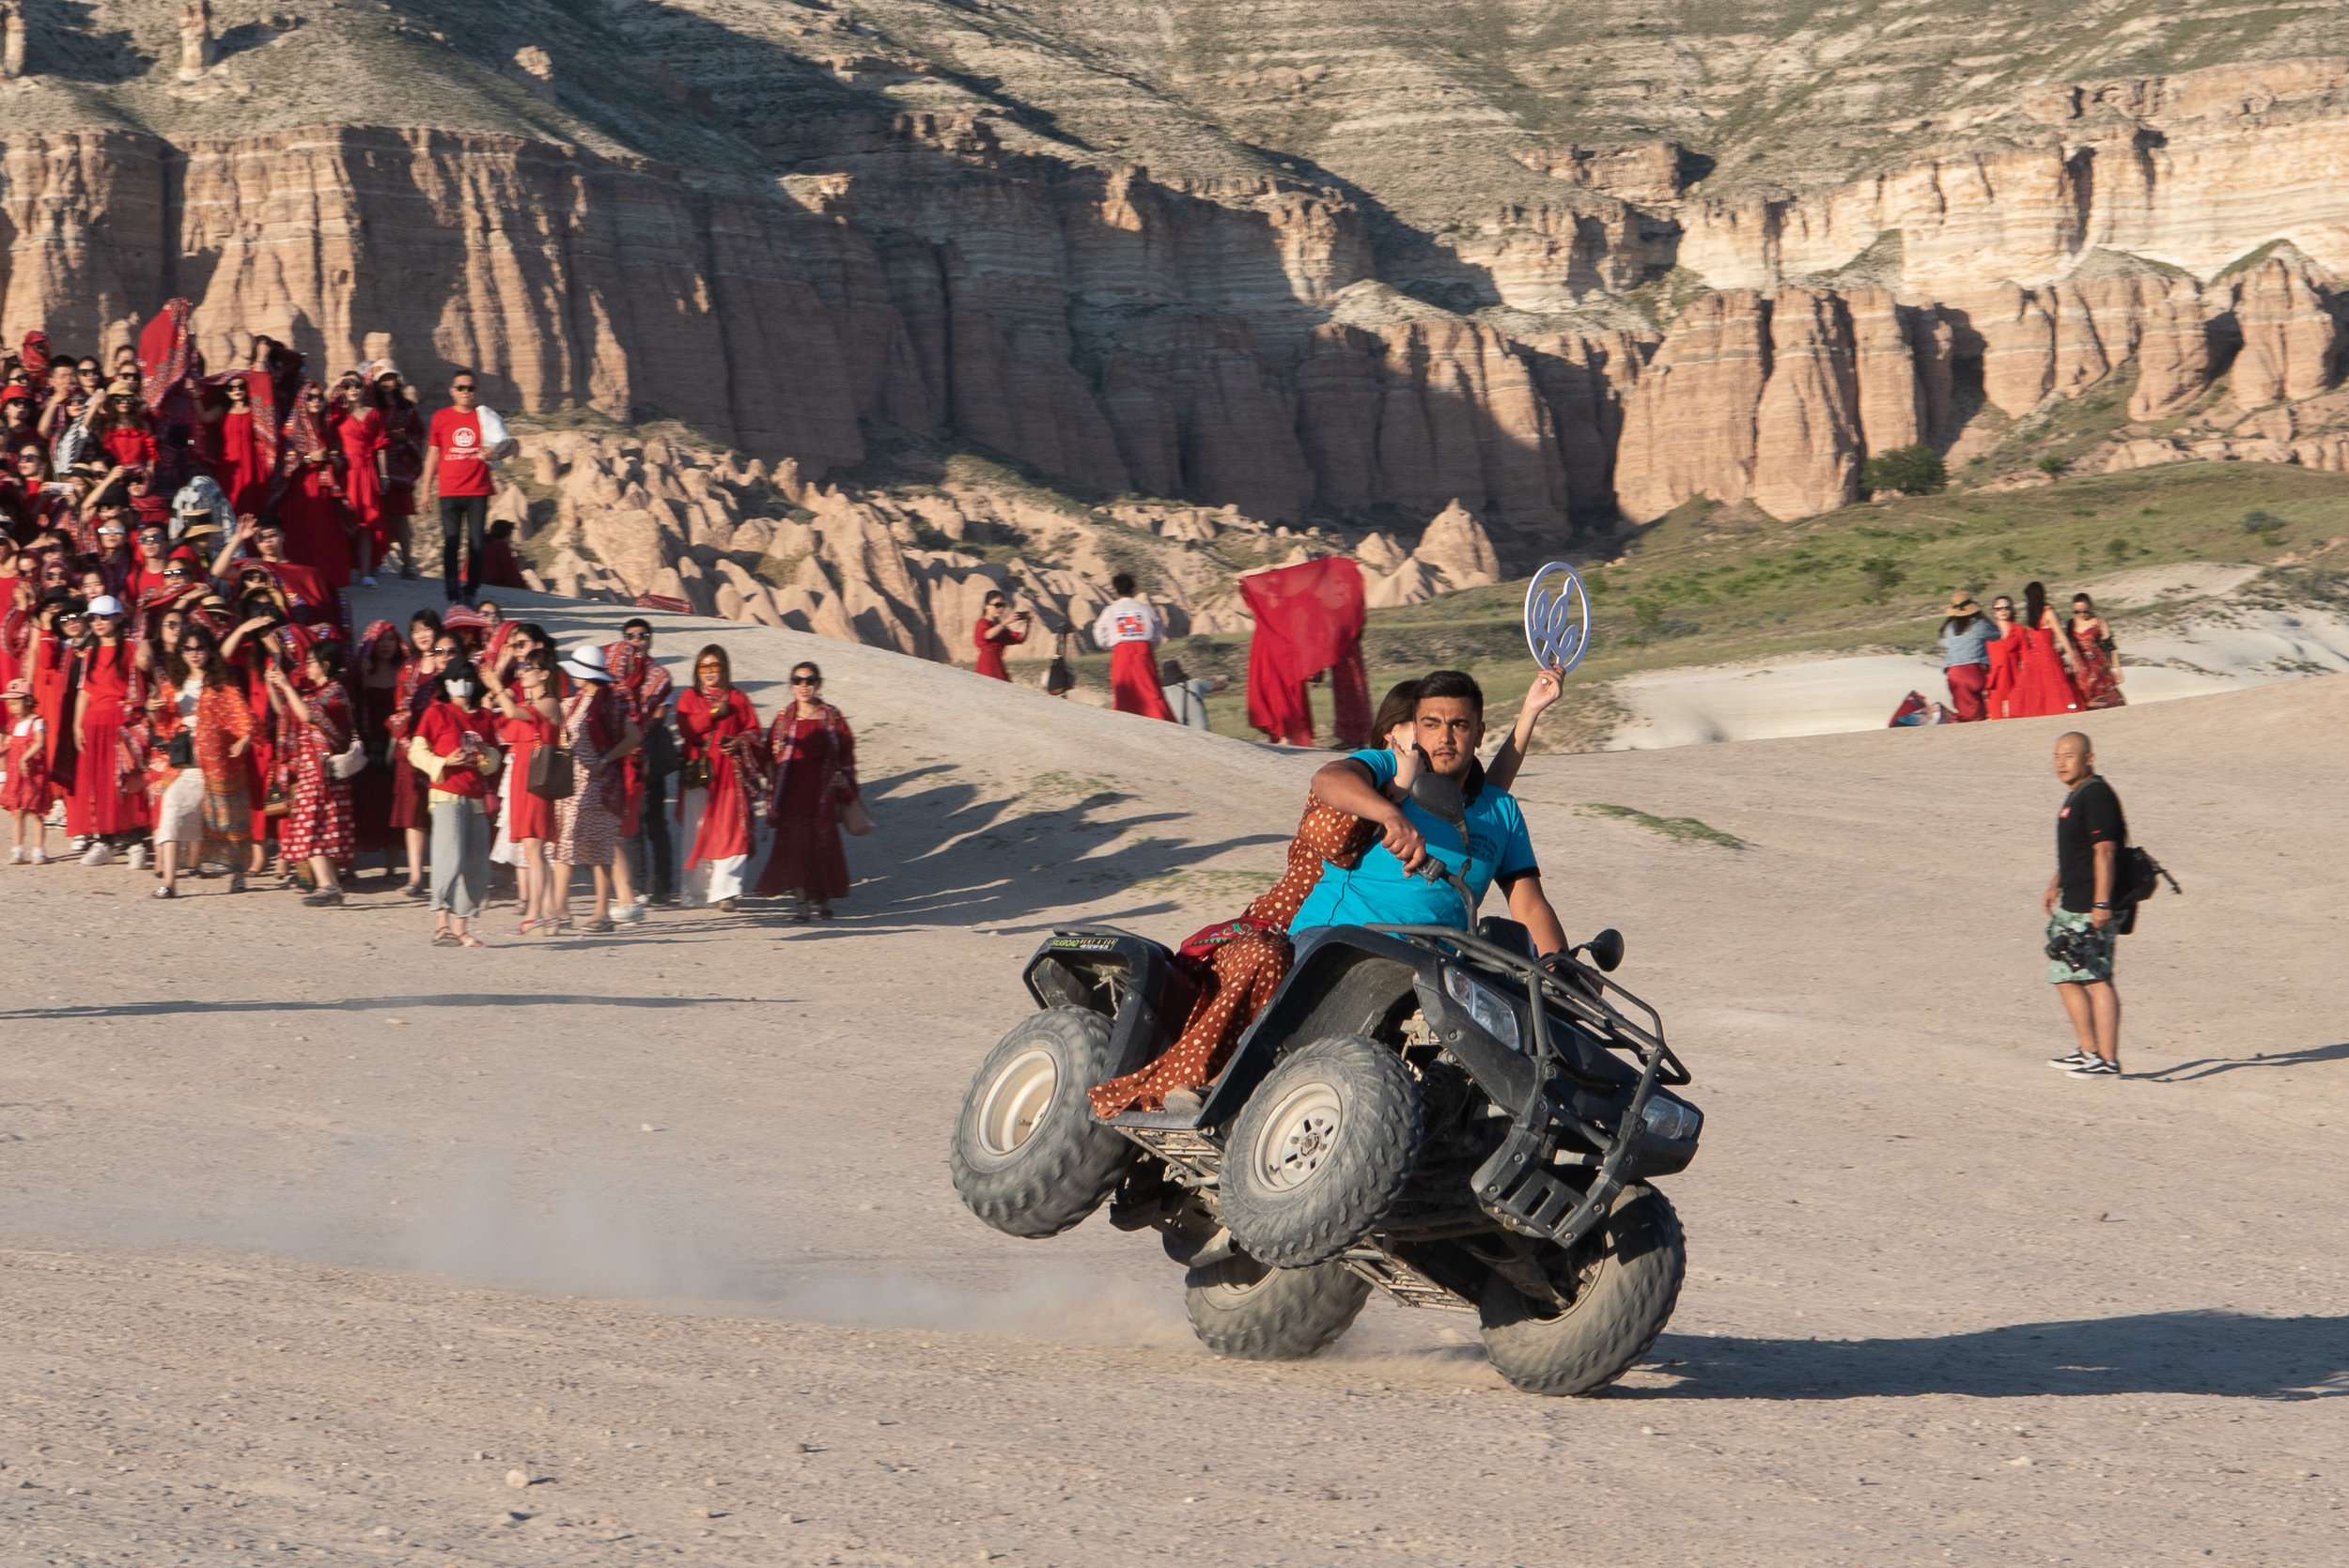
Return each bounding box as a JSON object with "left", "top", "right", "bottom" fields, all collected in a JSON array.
[{"left": 1289, "top": 750, "right": 1540, "bottom": 933}]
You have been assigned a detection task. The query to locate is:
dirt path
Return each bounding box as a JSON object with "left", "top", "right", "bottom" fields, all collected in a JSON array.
[{"left": 2, "top": 590, "right": 2342, "bottom": 1564}]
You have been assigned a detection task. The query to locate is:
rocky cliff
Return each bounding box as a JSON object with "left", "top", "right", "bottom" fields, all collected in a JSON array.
[{"left": 8, "top": 4, "right": 2349, "bottom": 562}]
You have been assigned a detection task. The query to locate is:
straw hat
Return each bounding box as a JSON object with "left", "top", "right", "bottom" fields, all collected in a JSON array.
[{"left": 1946, "top": 591, "right": 1980, "bottom": 615}]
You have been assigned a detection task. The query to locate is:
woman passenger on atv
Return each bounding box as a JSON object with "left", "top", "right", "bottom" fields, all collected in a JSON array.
[{"left": 1089, "top": 667, "right": 1565, "bottom": 1119}]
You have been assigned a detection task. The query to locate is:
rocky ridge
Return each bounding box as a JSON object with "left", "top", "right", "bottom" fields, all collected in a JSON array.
[
  {"left": 6, "top": 7, "right": 2349, "bottom": 566},
  {"left": 505, "top": 424, "right": 1505, "bottom": 667}
]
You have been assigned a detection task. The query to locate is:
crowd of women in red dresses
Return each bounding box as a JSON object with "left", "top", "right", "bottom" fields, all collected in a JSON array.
[
  {"left": 1941, "top": 579, "right": 2127, "bottom": 722},
  {"left": 0, "top": 556, "right": 864, "bottom": 939}
]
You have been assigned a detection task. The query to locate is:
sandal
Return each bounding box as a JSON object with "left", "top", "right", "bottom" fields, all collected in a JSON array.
[
  {"left": 457, "top": 933, "right": 486, "bottom": 948},
  {"left": 431, "top": 932, "right": 460, "bottom": 948},
  {"left": 582, "top": 916, "right": 615, "bottom": 934},
  {"left": 514, "top": 917, "right": 538, "bottom": 938},
  {"left": 152, "top": 884, "right": 176, "bottom": 899}
]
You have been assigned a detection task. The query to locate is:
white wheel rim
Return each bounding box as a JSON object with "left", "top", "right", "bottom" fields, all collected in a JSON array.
[
  {"left": 1252, "top": 1080, "right": 1344, "bottom": 1193},
  {"left": 977, "top": 1048, "right": 1058, "bottom": 1156}
]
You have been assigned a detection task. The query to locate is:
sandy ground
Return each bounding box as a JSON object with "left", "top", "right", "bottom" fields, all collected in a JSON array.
[
  {"left": 2, "top": 585, "right": 2344, "bottom": 1565},
  {"left": 1611, "top": 563, "right": 2349, "bottom": 749}
]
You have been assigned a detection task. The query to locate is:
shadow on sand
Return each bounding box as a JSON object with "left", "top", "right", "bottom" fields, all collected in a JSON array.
[
  {"left": 1626, "top": 1310, "right": 2349, "bottom": 1402},
  {"left": 2132, "top": 1042, "right": 2349, "bottom": 1083}
]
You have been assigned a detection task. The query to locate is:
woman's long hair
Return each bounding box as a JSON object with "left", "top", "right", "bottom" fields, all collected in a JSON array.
[
  {"left": 2072, "top": 592, "right": 2099, "bottom": 620},
  {"left": 1942, "top": 611, "right": 1983, "bottom": 640},
  {"left": 695, "top": 643, "right": 733, "bottom": 692},
  {"left": 2023, "top": 581, "right": 2050, "bottom": 629},
  {"left": 1371, "top": 678, "right": 1420, "bottom": 743}
]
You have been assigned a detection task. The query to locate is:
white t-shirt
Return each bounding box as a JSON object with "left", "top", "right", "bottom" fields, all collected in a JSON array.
[{"left": 1092, "top": 597, "right": 1162, "bottom": 650}]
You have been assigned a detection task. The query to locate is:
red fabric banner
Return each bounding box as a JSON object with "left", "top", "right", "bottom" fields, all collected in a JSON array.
[
  {"left": 138, "top": 299, "right": 194, "bottom": 410},
  {"left": 1239, "top": 556, "right": 1369, "bottom": 749}
]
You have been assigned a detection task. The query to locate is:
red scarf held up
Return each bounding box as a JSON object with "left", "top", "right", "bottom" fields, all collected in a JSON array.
[{"left": 1238, "top": 555, "right": 1369, "bottom": 749}]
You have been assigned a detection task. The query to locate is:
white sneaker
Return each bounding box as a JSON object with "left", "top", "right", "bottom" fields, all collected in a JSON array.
[
  {"left": 27, "top": 847, "right": 48, "bottom": 865},
  {"left": 81, "top": 842, "right": 115, "bottom": 866},
  {"left": 127, "top": 843, "right": 148, "bottom": 870},
  {"left": 614, "top": 901, "right": 646, "bottom": 924},
  {"left": 65, "top": 836, "right": 87, "bottom": 855},
  {"left": 6, "top": 846, "right": 23, "bottom": 864},
  {"left": 361, "top": 575, "right": 380, "bottom": 588}
]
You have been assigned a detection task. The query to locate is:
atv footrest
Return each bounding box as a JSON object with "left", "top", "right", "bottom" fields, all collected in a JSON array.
[
  {"left": 1342, "top": 1248, "right": 1475, "bottom": 1312},
  {"left": 1112, "top": 1123, "right": 1223, "bottom": 1187},
  {"left": 1472, "top": 1126, "right": 1617, "bottom": 1248}
]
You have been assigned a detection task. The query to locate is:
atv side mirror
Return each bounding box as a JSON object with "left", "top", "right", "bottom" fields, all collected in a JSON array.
[
  {"left": 1580, "top": 927, "right": 1625, "bottom": 972},
  {"left": 1409, "top": 770, "right": 1470, "bottom": 837}
]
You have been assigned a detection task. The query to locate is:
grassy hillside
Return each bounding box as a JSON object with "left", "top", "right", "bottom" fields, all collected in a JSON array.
[{"left": 1167, "top": 462, "right": 2349, "bottom": 749}]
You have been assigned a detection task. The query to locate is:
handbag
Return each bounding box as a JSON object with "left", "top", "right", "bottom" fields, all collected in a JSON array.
[
  {"left": 166, "top": 728, "right": 194, "bottom": 769},
  {"left": 262, "top": 775, "right": 290, "bottom": 816},
  {"left": 1045, "top": 655, "right": 1075, "bottom": 696},
  {"left": 839, "top": 796, "right": 875, "bottom": 837},
  {"left": 526, "top": 739, "right": 577, "bottom": 800},
  {"left": 680, "top": 753, "right": 710, "bottom": 791}
]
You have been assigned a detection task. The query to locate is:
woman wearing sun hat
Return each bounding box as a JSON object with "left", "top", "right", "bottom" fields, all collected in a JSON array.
[{"left": 1937, "top": 591, "right": 1997, "bottom": 722}]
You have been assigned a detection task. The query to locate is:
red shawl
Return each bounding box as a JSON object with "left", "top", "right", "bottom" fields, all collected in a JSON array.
[
  {"left": 139, "top": 300, "right": 194, "bottom": 411},
  {"left": 765, "top": 699, "right": 857, "bottom": 815},
  {"left": 1239, "top": 556, "right": 1369, "bottom": 749}
]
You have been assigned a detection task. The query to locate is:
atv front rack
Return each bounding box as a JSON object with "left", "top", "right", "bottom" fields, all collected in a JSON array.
[{"left": 1369, "top": 925, "right": 1682, "bottom": 1254}]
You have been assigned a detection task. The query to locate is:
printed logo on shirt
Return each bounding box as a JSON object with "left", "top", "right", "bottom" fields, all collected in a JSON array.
[
  {"left": 1113, "top": 613, "right": 1146, "bottom": 639},
  {"left": 451, "top": 427, "right": 478, "bottom": 451}
]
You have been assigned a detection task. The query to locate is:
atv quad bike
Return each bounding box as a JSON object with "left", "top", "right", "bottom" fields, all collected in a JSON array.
[{"left": 949, "top": 772, "right": 1702, "bottom": 1395}]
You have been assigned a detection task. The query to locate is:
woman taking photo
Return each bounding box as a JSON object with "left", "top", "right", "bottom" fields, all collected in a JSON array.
[
  {"left": 264, "top": 641, "right": 355, "bottom": 908},
  {"left": 488, "top": 645, "right": 564, "bottom": 935},
  {"left": 972, "top": 591, "right": 1031, "bottom": 681},
  {"left": 672, "top": 643, "right": 761, "bottom": 912},
  {"left": 2067, "top": 592, "right": 2126, "bottom": 710},
  {"left": 410, "top": 655, "right": 500, "bottom": 946},
  {"left": 754, "top": 660, "right": 859, "bottom": 922},
  {"left": 1981, "top": 595, "right": 2023, "bottom": 720}
]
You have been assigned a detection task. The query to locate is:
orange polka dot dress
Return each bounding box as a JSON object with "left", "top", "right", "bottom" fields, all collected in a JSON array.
[{"left": 1088, "top": 795, "right": 1375, "bottom": 1118}]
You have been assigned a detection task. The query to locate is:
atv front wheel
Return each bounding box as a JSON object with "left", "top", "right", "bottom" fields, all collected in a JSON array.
[
  {"left": 950, "top": 1007, "right": 1136, "bottom": 1238},
  {"left": 1184, "top": 1256, "right": 1371, "bottom": 1360},
  {"left": 1220, "top": 1033, "right": 1423, "bottom": 1269},
  {"left": 1477, "top": 1184, "right": 1686, "bottom": 1395}
]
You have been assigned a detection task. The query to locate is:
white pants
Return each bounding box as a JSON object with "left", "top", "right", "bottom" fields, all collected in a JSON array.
[
  {"left": 677, "top": 785, "right": 747, "bottom": 906},
  {"left": 154, "top": 769, "right": 206, "bottom": 845}
]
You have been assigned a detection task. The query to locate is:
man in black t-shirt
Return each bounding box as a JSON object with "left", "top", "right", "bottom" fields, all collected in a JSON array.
[{"left": 2044, "top": 731, "right": 2126, "bottom": 1076}]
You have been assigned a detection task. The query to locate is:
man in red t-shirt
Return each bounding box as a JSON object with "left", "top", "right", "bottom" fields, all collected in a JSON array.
[{"left": 419, "top": 369, "right": 496, "bottom": 606}]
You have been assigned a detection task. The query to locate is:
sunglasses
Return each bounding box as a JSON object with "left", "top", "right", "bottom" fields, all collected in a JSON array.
[
  {"left": 452, "top": 383, "right": 475, "bottom": 393},
  {"left": 163, "top": 567, "right": 188, "bottom": 579},
  {"left": 790, "top": 675, "right": 819, "bottom": 685},
  {"left": 623, "top": 629, "right": 650, "bottom": 641}
]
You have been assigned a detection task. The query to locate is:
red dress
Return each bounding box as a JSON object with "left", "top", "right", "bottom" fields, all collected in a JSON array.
[
  {"left": 330, "top": 405, "right": 387, "bottom": 556},
  {"left": 674, "top": 686, "right": 760, "bottom": 865},
  {"left": 2012, "top": 623, "right": 2081, "bottom": 719},
  {"left": 1983, "top": 627, "right": 2025, "bottom": 720},
  {"left": 68, "top": 640, "right": 148, "bottom": 836},
  {"left": 1, "top": 715, "right": 50, "bottom": 811},
  {"left": 278, "top": 680, "right": 354, "bottom": 865},
  {"left": 276, "top": 457, "right": 352, "bottom": 585},
  {"left": 500, "top": 708, "right": 557, "bottom": 843},
  {"left": 973, "top": 615, "right": 1024, "bottom": 680},
  {"left": 754, "top": 706, "right": 854, "bottom": 900},
  {"left": 218, "top": 410, "right": 269, "bottom": 515}
]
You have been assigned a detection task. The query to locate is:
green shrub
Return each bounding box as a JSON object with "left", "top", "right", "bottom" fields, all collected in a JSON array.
[{"left": 1859, "top": 444, "right": 1948, "bottom": 496}]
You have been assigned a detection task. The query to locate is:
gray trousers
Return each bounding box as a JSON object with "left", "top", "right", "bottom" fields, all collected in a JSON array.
[{"left": 429, "top": 799, "right": 489, "bottom": 917}]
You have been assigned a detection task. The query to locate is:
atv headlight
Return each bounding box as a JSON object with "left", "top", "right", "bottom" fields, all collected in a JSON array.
[
  {"left": 1443, "top": 967, "right": 1521, "bottom": 1050},
  {"left": 1640, "top": 1095, "right": 1701, "bottom": 1142}
]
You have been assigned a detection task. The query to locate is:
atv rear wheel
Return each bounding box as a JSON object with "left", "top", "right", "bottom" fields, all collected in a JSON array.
[
  {"left": 1184, "top": 1256, "right": 1371, "bottom": 1360},
  {"left": 950, "top": 1007, "right": 1136, "bottom": 1238},
  {"left": 1220, "top": 1033, "right": 1423, "bottom": 1269},
  {"left": 1477, "top": 1184, "right": 1686, "bottom": 1396}
]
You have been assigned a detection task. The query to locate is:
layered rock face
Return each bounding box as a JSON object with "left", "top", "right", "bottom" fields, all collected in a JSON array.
[{"left": 10, "top": 5, "right": 2349, "bottom": 555}]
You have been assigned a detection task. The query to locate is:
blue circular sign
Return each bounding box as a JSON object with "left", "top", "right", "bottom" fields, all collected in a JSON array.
[{"left": 1522, "top": 562, "right": 1592, "bottom": 674}]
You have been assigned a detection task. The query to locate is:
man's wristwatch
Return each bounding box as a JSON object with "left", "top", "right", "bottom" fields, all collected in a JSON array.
[{"left": 2092, "top": 901, "right": 2111, "bottom": 909}]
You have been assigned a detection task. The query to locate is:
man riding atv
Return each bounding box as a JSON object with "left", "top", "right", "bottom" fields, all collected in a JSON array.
[
  {"left": 1295, "top": 669, "right": 1566, "bottom": 956},
  {"left": 951, "top": 666, "right": 1701, "bottom": 1394}
]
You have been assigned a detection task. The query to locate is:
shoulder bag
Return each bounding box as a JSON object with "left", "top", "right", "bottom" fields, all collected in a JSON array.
[{"left": 526, "top": 737, "right": 577, "bottom": 800}]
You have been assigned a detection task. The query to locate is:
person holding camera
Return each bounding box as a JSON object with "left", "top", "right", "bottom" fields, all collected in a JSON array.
[
  {"left": 2046, "top": 731, "right": 2126, "bottom": 1077},
  {"left": 972, "top": 590, "right": 1032, "bottom": 681}
]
